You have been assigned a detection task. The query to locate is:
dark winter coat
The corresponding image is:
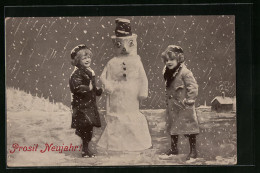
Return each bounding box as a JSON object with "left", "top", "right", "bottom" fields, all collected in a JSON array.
[
  {"left": 69, "top": 67, "right": 102, "bottom": 130},
  {"left": 164, "top": 64, "right": 200, "bottom": 135}
]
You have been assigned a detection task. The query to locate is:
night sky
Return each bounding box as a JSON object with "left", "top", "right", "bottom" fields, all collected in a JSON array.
[{"left": 5, "top": 16, "right": 236, "bottom": 109}]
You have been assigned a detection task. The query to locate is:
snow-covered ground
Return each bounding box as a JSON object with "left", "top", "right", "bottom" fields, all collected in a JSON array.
[{"left": 6, "top": 88, "right": 237, "bottom": 166}]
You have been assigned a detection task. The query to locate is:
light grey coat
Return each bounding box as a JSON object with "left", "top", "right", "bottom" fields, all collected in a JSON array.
[{"left": 164, "top": 64, "right": 200, "bottom": 135}]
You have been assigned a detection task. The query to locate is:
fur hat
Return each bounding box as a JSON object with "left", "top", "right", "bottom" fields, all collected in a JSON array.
[{"left": 161, "top": 45, "right": 185, "bottom": 64}]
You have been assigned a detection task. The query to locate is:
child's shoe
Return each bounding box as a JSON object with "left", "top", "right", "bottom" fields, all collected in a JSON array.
[
  {"left": 186, "top": 134, "right": 198, "bottom": 160},
  {"left": 186, "top": 148, "right": 197, "bottom": 160},
  {"left": 82, "top": 139, "right": 95, "bottom": 158},
  {"left": 165, "top": 148, "right": 179, "bottom": 156},
  {"left": 82, "top": 149, "right": 95, "bottom": 158},
  {"left": 165, "top": 135, "right": 179, "bottom": 156}
]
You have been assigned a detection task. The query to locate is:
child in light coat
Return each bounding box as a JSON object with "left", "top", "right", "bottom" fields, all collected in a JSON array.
[{"left": 161, "top": 45, "right": 199, "bottom": 160}]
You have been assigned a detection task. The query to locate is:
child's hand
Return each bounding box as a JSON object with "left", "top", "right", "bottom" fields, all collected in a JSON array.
[
  {"left": 184, "top": 98, "right": 195, "bottom": 106},
  {"left": 89, "top": 82, "right": 93, "bottom": 91},
  {"left": 95, "top": 87, "right": 103, "bottom": 96},
  {"left": 98, "top": 87, "right": 103, "bottom": 92},
  {"left": 96, "top": 87, "right": 103, "bottom": 92}
]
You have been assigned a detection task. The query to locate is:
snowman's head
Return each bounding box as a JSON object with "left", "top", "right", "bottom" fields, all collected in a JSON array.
[
  {"left": 111, "top": 18, "right": 138, "bottom": 57},
  {"left": 111, "top": 34, "right": 137, "bottom": 56}
]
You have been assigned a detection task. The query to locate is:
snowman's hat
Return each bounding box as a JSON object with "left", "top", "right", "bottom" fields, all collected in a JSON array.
[{"left": 114, "top": 18, "right": 133, "bottom": 37}]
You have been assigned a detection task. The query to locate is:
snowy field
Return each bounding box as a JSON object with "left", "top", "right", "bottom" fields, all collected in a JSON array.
[{"left": 6, "top": 88, "right": 237, "bottom": 166}]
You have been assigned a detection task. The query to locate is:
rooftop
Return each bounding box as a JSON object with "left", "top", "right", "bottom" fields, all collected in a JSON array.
[{"left": 211, "top": 96, "right": 233, "bottom": 105}]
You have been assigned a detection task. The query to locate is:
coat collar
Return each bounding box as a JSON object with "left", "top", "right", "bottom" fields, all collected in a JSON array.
[
  {"left": 172, "top": 63, "right": 184, "bottom": 78},
  {"left": 78, "top": 66, "right": 94, "bottom": 78},
  {"left": 163, "top": 63, "right": 185, "bottom": 77}
]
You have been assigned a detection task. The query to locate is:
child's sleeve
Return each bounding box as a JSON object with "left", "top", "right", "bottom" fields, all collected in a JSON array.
[
  {"left": 91, "top": 75, "right": 103, "bottom": 96},
  {"left": 70, "top": 73, "right": 91, "bottom": 94},
  {"left": 183, "top": 71, "right": 198, "bottom": 104}
]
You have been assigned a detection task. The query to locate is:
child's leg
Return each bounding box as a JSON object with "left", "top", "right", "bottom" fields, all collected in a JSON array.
[
  {"left": 184, "top": 134, "right": 198, "bottom": 160},
  {"left": 81, "top": 126, "right": 95, "bottom": 157},
  {"left": 171, "top": 135, "right": 179, "bottom": 153},
  {"left": 165, "top": 135, "right": 179, "bottom": 156}
]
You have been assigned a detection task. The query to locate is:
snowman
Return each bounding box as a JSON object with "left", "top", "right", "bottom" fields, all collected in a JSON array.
[{"left": 97, "top": 18, "right": 152, "bottom": 151}]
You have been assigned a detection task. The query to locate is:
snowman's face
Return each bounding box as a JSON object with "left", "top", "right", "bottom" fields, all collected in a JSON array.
[{"left": 112, "top": 34, "right": 137, "bottom": 56}]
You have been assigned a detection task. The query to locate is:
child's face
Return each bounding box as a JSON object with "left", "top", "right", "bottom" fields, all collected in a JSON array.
[
  {"left": 166, "top": 59, "right": 178, "bottom": 69},
  {"left": 77, "top": 49, "right": 92, "bottom": 68}
]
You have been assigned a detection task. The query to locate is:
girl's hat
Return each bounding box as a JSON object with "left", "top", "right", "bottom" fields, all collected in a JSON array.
[
  {"left": 70, "top": 44, "right": 89, "bottom": 59},
  {"left": 161, "top": 45, "right": 185, "bottom": 63},
  {"left": 163, "top": 45, "right": 184, "bottom": 54}
]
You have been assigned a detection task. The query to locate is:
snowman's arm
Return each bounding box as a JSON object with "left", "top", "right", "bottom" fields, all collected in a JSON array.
[
  {"left": 138, "top": 61, "right": 148, "bottom": 99},
  {"left": 100, "top": 63, "right": 115, "bottom": 93}
]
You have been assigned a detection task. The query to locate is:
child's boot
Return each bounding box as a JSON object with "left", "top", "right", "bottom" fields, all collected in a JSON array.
[
  {"left": 166, "top": 135, "right": 179, "bottom": 156},
  {"left": 82, "top": 137, "right": 95, "bottom": 158},
  {"left": 186, "top": 134, "right": 198, "bottom": 160}
]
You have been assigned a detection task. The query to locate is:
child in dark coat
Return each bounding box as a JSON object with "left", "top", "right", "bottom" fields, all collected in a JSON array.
[
  {"left": 161, "top": 45, "right": 200, "bottom": 160},
  {"left": 69, "top": 44, "right": 103, "bottom": 158}
]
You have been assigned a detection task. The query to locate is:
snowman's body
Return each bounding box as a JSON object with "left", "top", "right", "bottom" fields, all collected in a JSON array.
[{"left": 97, "top": 29, "right": 152, "bottom": 151}]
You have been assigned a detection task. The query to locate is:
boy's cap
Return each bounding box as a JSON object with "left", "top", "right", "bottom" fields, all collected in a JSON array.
[
  {"left": 70, "top": 44, "right": 89, "bottom": 59},
  {"left": 114, "top": 18, "right": 132, "bottom": 37}
]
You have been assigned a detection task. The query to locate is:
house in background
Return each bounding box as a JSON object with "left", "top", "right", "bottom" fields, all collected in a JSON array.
[{"left": 211, "top": 92, "right": 234, "bottom": 112}]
